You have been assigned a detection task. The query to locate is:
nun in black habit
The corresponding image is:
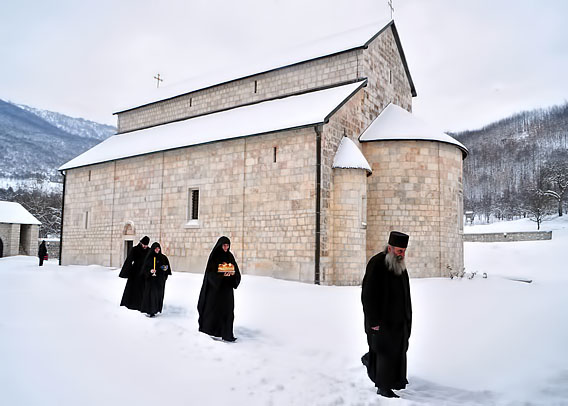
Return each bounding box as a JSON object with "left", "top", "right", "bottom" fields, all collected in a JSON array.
[
  {"left": 119, "top": 236, "right": 150, "bottom": 311},
  {"left": 140, "top": 242, "right": 171, "bottom": 317},
  {"left": 197, "top": 236, "right": 241, "bottom": 342}
]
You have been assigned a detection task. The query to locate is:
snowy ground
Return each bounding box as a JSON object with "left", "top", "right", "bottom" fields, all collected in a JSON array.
[{"left": 1, "top": 217, "right": 567, "bottom": 405}]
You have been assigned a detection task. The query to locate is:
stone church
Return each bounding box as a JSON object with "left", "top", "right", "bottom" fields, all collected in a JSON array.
[{"left": 59, "top": 20, "right": 467, "bottom": 285}]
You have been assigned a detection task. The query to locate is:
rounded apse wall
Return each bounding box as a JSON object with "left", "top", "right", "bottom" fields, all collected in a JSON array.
[{"left": 363, "top": 140, "right": 464, "bottom": 278}]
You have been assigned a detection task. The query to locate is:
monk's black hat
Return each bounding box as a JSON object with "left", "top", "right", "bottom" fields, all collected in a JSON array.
[
  {"left": 388, "top": 231, "right": 409, "bottom": 248},
  {"left": 140, "top": 236, "right": 150, "bottom": 245}
]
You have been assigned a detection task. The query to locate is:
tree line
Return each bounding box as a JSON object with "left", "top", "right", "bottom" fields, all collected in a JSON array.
[{"left": 454, "top": 102, "right": 568, "bottom": 229}]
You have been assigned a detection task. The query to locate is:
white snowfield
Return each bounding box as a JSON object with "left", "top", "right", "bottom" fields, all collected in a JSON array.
[{"left": 1, "top": 216, "right": 567, "bottom": 405}]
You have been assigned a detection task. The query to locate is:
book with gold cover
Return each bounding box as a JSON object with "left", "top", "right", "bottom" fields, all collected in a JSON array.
[{"left": 217, "top": 262, "right": 235, "bottom": 274}]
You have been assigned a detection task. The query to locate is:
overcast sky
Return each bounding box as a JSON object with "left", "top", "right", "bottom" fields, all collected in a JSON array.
[{"left": 1, "top": 0, "right": 567, "bottom": 132}]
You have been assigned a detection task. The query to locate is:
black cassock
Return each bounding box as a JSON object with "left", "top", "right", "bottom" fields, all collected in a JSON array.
[
  {"left": 140, "top": 243, "right": 171, "bottom": 316},
  {"left": 197, "top": 236, "right": 241, "bottom": 340},
  {"left": 361, "top": 251, "right": 412, "bottom": 390},
  {"left": 119, "top": 243, "right": 149, "bottom": 310}
]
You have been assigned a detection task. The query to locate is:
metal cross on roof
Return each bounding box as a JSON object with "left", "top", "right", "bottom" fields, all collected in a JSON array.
[
  {"left": 154, "top": 73, "right": 163, "bottom": 88},
  {"left": 388, "top": 0, "right": 394, "bottom": 19}
]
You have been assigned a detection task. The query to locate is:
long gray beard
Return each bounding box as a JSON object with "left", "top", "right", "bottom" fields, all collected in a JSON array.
[{"left": 385, "top": 251, "right": 406, "bottom": 276}]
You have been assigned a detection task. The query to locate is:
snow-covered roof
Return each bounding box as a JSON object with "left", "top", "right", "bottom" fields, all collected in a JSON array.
[
  {"left": 332, "top": 137, "right": 372, "bottom": 173},
  {"left": 114, "top": 19, "right": 415, "bottom": 113},
  {"left": 0, "top": 201, "right": 41, "bottom": 225},
  {"left": 60, "top": 81, "right": 366, "bottom": 171},
  {"left": 359, "top": 104, "right": 468, "bottom": 158}
]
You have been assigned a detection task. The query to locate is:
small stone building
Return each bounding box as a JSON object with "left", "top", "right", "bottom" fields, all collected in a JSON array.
[
  {"left": 0, "top": 201, "right": 41, "bottom": 258},
  {"left": 59, "top": 20, "right": 467, "bottom": 284}
]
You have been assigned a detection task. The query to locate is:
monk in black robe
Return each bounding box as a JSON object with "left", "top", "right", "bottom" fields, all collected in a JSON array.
[
  {"left": 197, "top": 236, "right": 241, "bottom": 342},
  {"left": 361, "top": 231, "right": 412, "bottom": 398},
  {"left": 140, "top": 242, "right": 171, "bottom": 317},
  {"left": 38, "top": 240, "right": 47, "bottom": 266},
  {"left": 119, "top": 236, "right": 150, "bottom": 310}
]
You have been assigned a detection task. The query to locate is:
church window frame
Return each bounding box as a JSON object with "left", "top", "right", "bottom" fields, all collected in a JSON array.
[
  {"left": 185, "top": 188, "right": 200, "bottom": 228},
  {"left": 360, "top": 195, "right": 367, "bottom": 229}
]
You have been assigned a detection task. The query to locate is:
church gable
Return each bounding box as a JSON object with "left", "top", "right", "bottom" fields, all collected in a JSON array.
[{"left": 114, "top": 21, "right": 415, "bottom": 135}]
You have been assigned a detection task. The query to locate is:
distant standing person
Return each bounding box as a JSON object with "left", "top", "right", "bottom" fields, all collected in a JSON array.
[
  {"left": 361, "top": 231, "right": 412, "bottom": 398},
  {"left": 197, "top": 236, "right": 241, "bottom": 342},
  {"left": 140, "top": 242, "right": 171, "bottom": 317},
  {"left": 38, "top": 240, "right": 48, "bottom": 266},
  {"left": 119, "top": 236, "right": 150, "bottom": 311}
]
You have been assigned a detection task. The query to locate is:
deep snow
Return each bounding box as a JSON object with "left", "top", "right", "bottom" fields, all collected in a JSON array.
[{"left": 1, "top": 216, "right": 567, "bottom": 405}]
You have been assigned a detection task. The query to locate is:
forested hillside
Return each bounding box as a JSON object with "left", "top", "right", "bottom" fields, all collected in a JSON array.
[{"left": 454, "top": 102, "right": 568, "bottom": 226}]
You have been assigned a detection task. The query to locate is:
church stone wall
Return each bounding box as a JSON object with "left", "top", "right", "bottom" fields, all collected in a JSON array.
[
  {"left": 329, "top": 169, "right": 368, "bottom": 285},
  {"left": 61, "top": 128, "right": 318, "bottom": 282},
  {"left": 117, "top": 51, "right": 362, "bottom": 134},
  {"left": 61, "top": 162, "right": 117, "bottom": 266},
  {"left": 0, "top": 223, "right": 20, "bottom": 257},
  {"left": 360, "top": 25, "right": 413, "bottom": 121},
  {"left": 363, "top": 140, "right": 464, "bottom": 278}
]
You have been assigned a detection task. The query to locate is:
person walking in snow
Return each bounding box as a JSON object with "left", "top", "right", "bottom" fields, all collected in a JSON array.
[
  {"left": 38, "top": 240, "right": 48, "bottom": 266},
  {"left": 140, "top": 242, "right": 171, "bottom": 317},
  {"left": 119, "top": 236, "right": 150, "bottom": 311},
  {"left": 361, "top": 231, "right": 412, "bottom": 398},
  {"left": 197, "top": 236, "right": 241, "bottom": 342}
]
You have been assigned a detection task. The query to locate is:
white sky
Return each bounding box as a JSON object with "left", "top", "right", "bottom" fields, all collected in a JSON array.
[{"left": 1, "top": 0, "right": 567, "bottom": 132}]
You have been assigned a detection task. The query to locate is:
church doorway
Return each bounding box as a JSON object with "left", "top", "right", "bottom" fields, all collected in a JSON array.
[{"left": 124, "top": 240, "right": 133, "bottom": 260}]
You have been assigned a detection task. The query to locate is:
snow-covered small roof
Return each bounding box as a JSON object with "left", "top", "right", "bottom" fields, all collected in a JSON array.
[
  {"left": 332, "top": 137, "right": 372, "bottom": 173},
  {"left": 114, "top": 19, "right": 415, "bottom": 113},
  {"left": 0, "top": 201, "right": 41, "bottom": 225},
  {"left": 359, "top": 104, "right": 468, "bottom": 158},
  {"left": 60, "top": 81, "right": 366, "bottom": 170}
]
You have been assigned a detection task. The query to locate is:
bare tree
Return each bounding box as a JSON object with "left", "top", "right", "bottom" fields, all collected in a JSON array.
[
  {"left": 522, "top": 187, "right": 554, "bottom": 230},
  {"left": 541, "top": 150, "right": 568, "bottom": 216}
]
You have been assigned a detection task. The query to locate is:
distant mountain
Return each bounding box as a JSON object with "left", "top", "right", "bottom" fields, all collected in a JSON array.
[
  {"left": 17, "top": 104, "right": 114, "bottom": 141},
  {"left": 0, "top": 99, "right": 115, "bottom": 183},
  {"left": 452, "top": 102, "right": 568, "bottom": 216}
]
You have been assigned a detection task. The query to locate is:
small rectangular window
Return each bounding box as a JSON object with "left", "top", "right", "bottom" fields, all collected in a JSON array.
[
  {"left": 254, "top": 80, "right": 258, "bottom": 93},
  {"left": 188, "top": 189, "right": 199, "bottom": 220},
  {"left": 273, "top": 146, "right": 277, "bottom": 163},
  {"left": 88, "top": 170, "right": 91, "bottom": 181},
  {"left": 361, "top": 196, "right": 367, "bottom": 229},
  {"left": 190, "top": 97, "right": 193, "bottom": 107},
  {"left": 389, "top": 70, "right": 392, "bottom": 84},
  {"left": 84, "top": 211, "right": 89, "bottom": 229}
]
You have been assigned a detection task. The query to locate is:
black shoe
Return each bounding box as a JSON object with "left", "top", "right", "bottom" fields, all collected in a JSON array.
[
  {"left": 222, "top": 336, "right": 237, "bottom": 343},
  {"left": 377, "top": 388, "right": 399, "bottom": 398}
]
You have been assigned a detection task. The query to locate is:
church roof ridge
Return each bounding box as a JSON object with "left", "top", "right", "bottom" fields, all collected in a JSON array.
[
  {"left": 60, "top": 81, "right": 366, "bottom": 171},
  {"left": 114, "top": 19, "right": 415, "bottom": 114},
  {"left": 359, "top": 103, "right": 469, "bottom": 158}
]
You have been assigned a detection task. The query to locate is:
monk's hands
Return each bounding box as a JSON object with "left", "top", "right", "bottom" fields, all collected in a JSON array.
[
  {"left": 223, "top": 272, "right": 232, "bottom": 277},
  {"left": 371, "top": 325, "right": 380, "bottom": 331}
]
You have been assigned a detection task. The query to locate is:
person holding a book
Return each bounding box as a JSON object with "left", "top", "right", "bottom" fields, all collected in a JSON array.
[{"left": 197, "top": 236, "right": 241, "bottom": 342}]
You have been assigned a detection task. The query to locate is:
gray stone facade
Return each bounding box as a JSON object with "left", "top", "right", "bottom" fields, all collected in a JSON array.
[
  {"left": 0, "top": 223, "right": 39, "bottom": 258},
  {"left": 61, "top": 23, "right": 466, "bottom": 283},
  {"left": 464, "top": 231, "right": 552, "bottom": 243}
]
